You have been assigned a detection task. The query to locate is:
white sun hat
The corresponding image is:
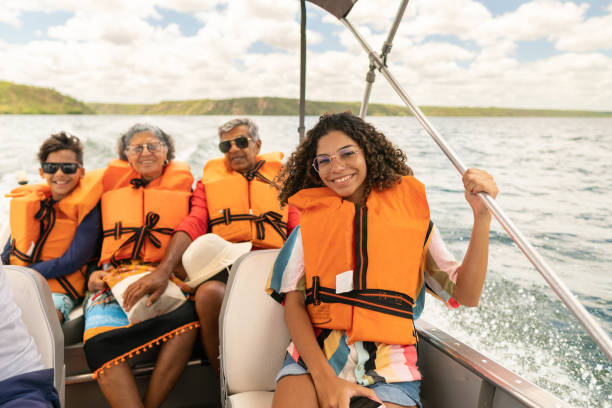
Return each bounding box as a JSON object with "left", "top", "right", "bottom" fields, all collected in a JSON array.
[{"left": 182, "top": 233, "right": 252, "bottom": 289}]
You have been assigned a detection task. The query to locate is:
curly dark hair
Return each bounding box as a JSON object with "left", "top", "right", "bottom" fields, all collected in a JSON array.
[
  {"left": 277, "top": 112, "right": 413, "bottom": 205},
  {"left": 38, "top": 132, "right": 83, "bottom": 164}
]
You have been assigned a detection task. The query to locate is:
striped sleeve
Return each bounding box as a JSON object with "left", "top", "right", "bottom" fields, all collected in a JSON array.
[
  {"left": 424, "top": 225, "right": 460, "bottom": 308},
  {"left": 266, "top": 225, "right": 306, "bottom": 302}
]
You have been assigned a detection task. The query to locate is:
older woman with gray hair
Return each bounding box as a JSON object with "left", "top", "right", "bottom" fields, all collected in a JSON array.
[
  {"left": 119, "top": 117, "right": 301, "bottom": 378},
  {"left": 83, "top": 123, "right": 198, "bottom": 408}
]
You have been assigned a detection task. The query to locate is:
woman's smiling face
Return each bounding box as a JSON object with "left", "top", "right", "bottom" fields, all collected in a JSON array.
[
  {"left": 315, "top": 130, "right": 367, "bottom": 205},
  {"left": 125, "top": 131, "right": 168, "bottom": 181}
]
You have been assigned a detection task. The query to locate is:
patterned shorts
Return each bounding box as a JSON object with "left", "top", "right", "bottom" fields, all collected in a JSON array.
[
  {"left": 52, "top": 292, "right": 79, "bottom": 322},
  {"left": 276, "top": 354, "right": 422, "bottom": 407}
]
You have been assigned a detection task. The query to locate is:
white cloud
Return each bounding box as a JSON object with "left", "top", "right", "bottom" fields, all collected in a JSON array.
[
  {"left": 476, "top": 0, "right": 587, "bottom": 45},
  {"left": 554, "top": 13, "right": 612, "bottom": 52},
  {"left": 0, "top": 0, "right": 610, "bottom": 110},
  {"left": 0, "top": 9, "right": 21, "bottom": 27},
  {"left": 47, "top": 13, "right": 161, "bottom": 45}
]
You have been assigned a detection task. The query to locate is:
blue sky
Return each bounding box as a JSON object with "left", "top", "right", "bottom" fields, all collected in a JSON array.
[{"left": 0, "top": 0, "right": 610, "bottom": 110}]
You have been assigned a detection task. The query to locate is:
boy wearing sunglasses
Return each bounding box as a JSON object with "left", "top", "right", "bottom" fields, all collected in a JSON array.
[
  {"left": 2, "top": 132, "right": 103, "bottom": 324},
  {"left": 121, "top": 118, "right": 300, "bottom": 375}
]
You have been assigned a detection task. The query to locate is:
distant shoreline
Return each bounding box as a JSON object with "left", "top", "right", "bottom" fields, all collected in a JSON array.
[{"left": 2, "top": 80, "right": 611, "bottom": 117}]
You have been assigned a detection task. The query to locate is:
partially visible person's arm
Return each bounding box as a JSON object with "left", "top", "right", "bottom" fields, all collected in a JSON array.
[
  {"left": 1, "top": 237, "right": 10, "bottom": 264},
  {"left": 123, "top": 180, "right": 209, "bottom": 310},
  {"left": 30, "top": 204, "right": 101, "bottom": 279},
  {"left": 451, "top": 168, "right": 498, "bottom": 307},
  {"left": 123, "top": 231, "right": 193, "bottom": 311},
  {"left": 174, "top": 180, "right": 209, "bottom": 239}
]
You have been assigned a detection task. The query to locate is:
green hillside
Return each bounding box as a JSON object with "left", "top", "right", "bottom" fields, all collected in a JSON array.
[
  {"left": 2, "top": 80, "right": 611, "bottom": 117},
  {"left": 87, "top": 97, "right": 612, "bottom": 117},
  {"left": 0, "top": 81, "right": 93, "bottom": 114}
]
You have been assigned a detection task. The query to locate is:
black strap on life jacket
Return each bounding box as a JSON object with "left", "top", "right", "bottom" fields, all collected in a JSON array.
[
  {"left": 208, "top": 209, "right": 288, "bottom": 242},
  {"left": 241, "top": 160, "right": 277, "bottom": 186},
  {"left": 54, "top": 275, "right": 81, "bottom": 300},
  {"left": 353, "top": 204, "right": 368, "bottom": 290},
  {"left": 11, "top": 197, "right": 57, "bottom": 264},
  {"left": 306, "top": 217, "right": 434, "bottom": 321},
  {"left": 10, "top": 239, "right": 31, "bottom": 263},
  {"left": 305, "top": 276, "right": 414, "bottom": 319},
  {"left": 30, "top": 197, "right": 57, "bottom": 263},
  {"left": 130, "top": 177, "right": 150, "bottom": 189},
  {"left": 424, "top": 220, "right": 434, "bottom": 247},
  {"left": 102, "top": 211, "right": 173, "bottom": 267},
  {"left": 208, "top": 160, "right": 286, "bottom": 242},
  {"left": 10, "top": 197, "right": 82, "bottom": 300}
]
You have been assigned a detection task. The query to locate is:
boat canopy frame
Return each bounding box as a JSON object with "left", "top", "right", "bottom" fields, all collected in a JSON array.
[{"left": 299, "top": 0, "right": 612, "bottom": 363}]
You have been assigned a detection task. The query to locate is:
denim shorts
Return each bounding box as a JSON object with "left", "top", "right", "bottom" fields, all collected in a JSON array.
[
  {"left": 276, "top": 355, "right": 422, "bottom": 407},
  {"left": 52, "top": 292, "right": 79, "bottom": 322}
]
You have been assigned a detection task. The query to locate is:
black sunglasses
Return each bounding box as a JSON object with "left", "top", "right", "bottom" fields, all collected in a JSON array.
[
  {"left": 218, "top": 136, "right": 251, "bottom": 153},
  {"left": 41, "top": 162, "right": 80, "bottom": 174}
]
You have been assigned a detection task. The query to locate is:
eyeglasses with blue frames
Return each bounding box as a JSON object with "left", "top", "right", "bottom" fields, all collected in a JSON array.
[
  {"left": 125, "top": 142, "right": 166, "bottom": 155},
  {"left": 218, "top": 136, "right": 252, "bottom": 153},
  {"left": 312, "top": 146, "right": 361, "bottom": 173},
  {"left": 41, "top": 162, "right": 81, "bottom": 174}
]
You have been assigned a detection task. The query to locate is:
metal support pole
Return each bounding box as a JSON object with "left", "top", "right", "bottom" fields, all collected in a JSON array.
[
  {"left": 342, "top": 16, "right": 612, "bottom": 363},
  {"left": 359, "top": 0, "right": 410, "bottom": 119},
  {"left": 359, "top": 66, "right": 376, "bottom": 118},
  {"left": 381, "top": 0, "right": 410, "bottom": 62},
  {"left": 298, "top": 0, "right": 307, "bottom": 142}
]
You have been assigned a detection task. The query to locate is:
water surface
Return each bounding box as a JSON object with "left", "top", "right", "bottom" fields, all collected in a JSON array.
[{"left": 0, "top": 115, "right": 610, "bottom": 407}]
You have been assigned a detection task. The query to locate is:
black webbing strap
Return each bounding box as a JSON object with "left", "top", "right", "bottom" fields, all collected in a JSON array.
[
  {"left": 424, "top": 220, "right": 433, "bottom": 247},
  {"left": 130, "top": 178, "right": 150, "bottom": 189},
  {"left": 10, "top": 240, "right": 31, "bottom": 263},
  {"left": 102, "top": 211, "right": 173, "bottom": 267},
  {"left": 12, "top": 197, "right": 57, "bottom": 264},
  {"left": 353, "top": 204, "right": 368, "bottom": 290},
  {"left": 55, "top": 276, "right": 81, "bottom": 300},
  {"left": 305, "top": 277, "right": 414, "bottom": 320},
  {"left": 242, "top": 160, "right": 278, "bottom": 187},
  {"left": 303, "top": 219, "right": 432, "bottom": 321},
  {"left": 209, "top": 209, "right": 288, "bottom": 241}
]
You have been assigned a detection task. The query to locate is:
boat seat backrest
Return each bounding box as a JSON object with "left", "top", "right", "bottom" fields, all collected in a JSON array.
[
  {"left": 220, "top": 249, "right": 290, "bottom": 399},
  {"left": 5, "top": 265, "right": 65, "bottom": 406}
]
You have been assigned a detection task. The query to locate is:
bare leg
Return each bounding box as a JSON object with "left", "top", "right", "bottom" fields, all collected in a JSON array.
[
  {"left": 194, "top": 280, "right": 225, "bottom": 375},
  {"left": 55, "top": 308, "right": 64, "bottom": 324},
  {"left": 273, "top": 374, "right": 318, "bottom": 408},
  {"left": 97, "top": 362, "right": 144, "bottom": 408},
  {"left": 143, "top": 327, "right": 198, "bottom": 408}
]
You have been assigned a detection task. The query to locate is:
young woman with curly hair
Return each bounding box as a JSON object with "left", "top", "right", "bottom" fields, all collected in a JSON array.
[{"left": 268, "top": 112, "right": 499, "bottom": 408}]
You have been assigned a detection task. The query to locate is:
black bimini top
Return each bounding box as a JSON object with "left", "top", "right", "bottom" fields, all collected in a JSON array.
[{"left": 307, "top": 0, "right": 357, "bottom": 19}]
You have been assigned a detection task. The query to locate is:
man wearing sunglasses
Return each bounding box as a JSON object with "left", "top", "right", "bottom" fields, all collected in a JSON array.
[
  {"left": 2, "top": 132, "right": 103, "bottom": 324},
  {"left": 121, "top": 118, "right": 300, "bottom": 376}
]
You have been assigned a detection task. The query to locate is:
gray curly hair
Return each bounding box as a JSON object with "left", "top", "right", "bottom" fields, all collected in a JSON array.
[
  {"left": 116, "top": 123, "right": 176, "bottom": 161},
  {"left": 217, "top": 118, "right": 260, "bottom": 142}
]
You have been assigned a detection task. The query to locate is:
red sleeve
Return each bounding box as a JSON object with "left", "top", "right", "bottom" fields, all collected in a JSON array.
[
  {"left": 174, "top": 180, "right": 209, "bottom": 240},
  {"left": 287, "top": 204, "right": 301, "bottom": 236}
]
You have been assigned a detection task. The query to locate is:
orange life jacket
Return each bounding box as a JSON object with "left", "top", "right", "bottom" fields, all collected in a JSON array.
[
  {"left": 99, "top": 160, "right": 193, "bottom": 266},
  {"left": 202, "top": 152, "right": 288, "bottom": 249},
  {"left": 289, "top": 176, "right": 433, "bottom": 345},
  {"left": 7, "top": 169, "right": 104, "bottom": 300}
]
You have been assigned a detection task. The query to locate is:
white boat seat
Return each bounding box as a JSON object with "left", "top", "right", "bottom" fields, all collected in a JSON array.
[
  {"left": 219, "top": 249, "right": 289, "bottom": 408},
  {"left": 227, "top": 391, "right": 275, "bottom": 408},
  {"left": 5, "top": 265, "right": 66, "bottom": 407}
]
